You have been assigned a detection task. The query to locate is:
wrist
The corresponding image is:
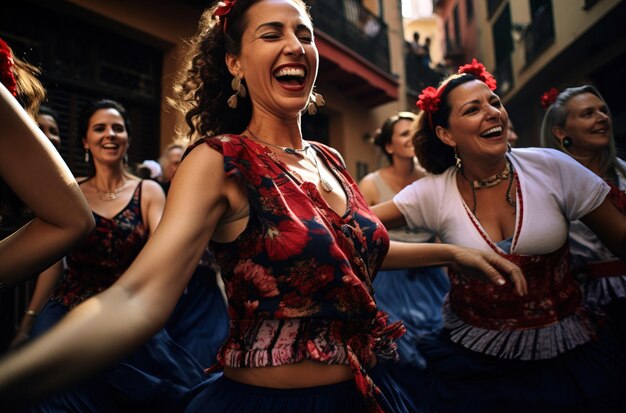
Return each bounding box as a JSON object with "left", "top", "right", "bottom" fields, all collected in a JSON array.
[{"left": 442, "top": 244, "right": 459, "bottom": 266}]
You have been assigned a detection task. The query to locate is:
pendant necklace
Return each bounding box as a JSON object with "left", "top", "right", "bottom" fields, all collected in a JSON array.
[
  {"left": 95, "top": 179, "right": 130, "bottom": 201},
  {"left": 461, "top": 158, "right": 516, "bottom": 215},
  {"left": 246, "top": 128, "right": 333, "bottom": 192},
  {"left": 466, "top": 160, "right": 512, "bottom": 189}
]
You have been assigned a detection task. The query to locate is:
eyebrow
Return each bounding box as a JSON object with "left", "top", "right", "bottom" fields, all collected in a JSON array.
[
  {"left": 459, "top": 99, "right": 480, "bottom": 112},
  {"left": 459, "top": 95, "right": 499, "bottom": 112},
  {"left": 255, "top": 21, "right": 312, "bottom": 33}
]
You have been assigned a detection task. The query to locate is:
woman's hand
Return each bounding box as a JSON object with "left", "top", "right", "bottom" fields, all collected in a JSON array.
[{"left": 449, "top": 245, "right": 527, "bottom": 296}]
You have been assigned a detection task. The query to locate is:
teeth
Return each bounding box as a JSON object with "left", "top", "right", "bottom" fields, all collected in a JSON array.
[
  {"left": 102, "top": 144, "right": 119, "bottom": 149},
  {"left": 274, "top": 67, "right": 305, "bottom": 77},
  {"left": 481, "top": 126, "right": 502, "bottom": 137}
]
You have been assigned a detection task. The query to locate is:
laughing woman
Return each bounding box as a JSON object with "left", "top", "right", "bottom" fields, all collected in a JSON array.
[
  {"left": 0, "top": 3, "right": 523, "bottom": 412},
  {"left": 541, "top": 85, "right": 626, "bottom": 344},
  {"left": 372, "top": 61, "right": 626, "bottom": 412}
]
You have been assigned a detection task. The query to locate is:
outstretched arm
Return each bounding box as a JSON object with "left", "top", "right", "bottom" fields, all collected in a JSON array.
[
  {"left": 0, "top": 144, "right": 230, "bottom": 406},
  {"left": 371, "top": 199, "right": 408, "bottom": 229},
  {"left": 0, "top": 83, "right": 94, "bottom": 285},
  {"left": 383, "top": 241, "right": 527, "bottom": 296}
]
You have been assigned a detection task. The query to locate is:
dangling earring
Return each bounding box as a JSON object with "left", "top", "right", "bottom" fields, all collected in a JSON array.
[
  {"left": 454, "top": 148, "right": 462, "bottom": 169},
  {"left": 561, "top": 137, "right": 572, "bottom": 148},
  {"left": 227, "top": 76, "right": 247, "bottom": 109},
  {"left": 123, "top": 153, "right": 129, "bottom": 164},
  {"left": 306, "top": 92, "right": 325, "bottom": 116},
  {"left": 84, "top": 149, "right": 91, "bottom": 164}
]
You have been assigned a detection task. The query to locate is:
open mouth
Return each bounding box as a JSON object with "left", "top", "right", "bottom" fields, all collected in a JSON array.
[
  {"left": 274, "top": 66, "right": 306, "bottom": 86},
  {"left": 480, "top": 126, "right": 503, "bottom": 138},
  {"left": 102, "top": 143, "right": 120, "bottom": 150}
]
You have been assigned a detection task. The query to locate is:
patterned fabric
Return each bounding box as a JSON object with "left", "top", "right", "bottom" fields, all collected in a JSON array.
[
  {"left": 445, "top": 182, "right": 595, "bottom": 360},
  {"left": 186, "top": 134, "right": 402, "bottom": 413},
  {"left": 51, "top": 182, "right": 148, "bottom": 307},
  {"left": 569, "top": 159, "right": 626, "bottom": 307}
]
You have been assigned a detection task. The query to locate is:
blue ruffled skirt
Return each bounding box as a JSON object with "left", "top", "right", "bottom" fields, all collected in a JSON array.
[
  {"left": 373, "top": 266, "right": 449, "bottom": 368},
  {"left": 165, "top": 264, "right": 229, "bottom": 367},
  {"left": 411, "top": 327, "right": 626, "bottom": 412},
  {"left": 183, "top": 363, "right": 414, "bottom": 413},
  {"left": 28, "top": 300, "right": 207, "bottom": 412},
  {"left": 27, "top": 262, "right": 229, "bottom": 413}
]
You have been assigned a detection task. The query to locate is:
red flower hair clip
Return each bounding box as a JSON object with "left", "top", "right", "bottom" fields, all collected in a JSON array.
[
  {"left": 540, "top": 87, "right": 559, "bottom": 109},
  {"left": 416, "top": 86, "right": 442, "bottom": 129},
  {"left": 458, "top": 58, "right": 497, "bottom": 91},
  {"left": 416, "top": 86, "right": 440, "bottom": 113},
  {"left": 0, "top": 38, "right": 17, "bottom": 97},
  {"left": 214, "top": 0, "right": 237, "bottom": 33}
]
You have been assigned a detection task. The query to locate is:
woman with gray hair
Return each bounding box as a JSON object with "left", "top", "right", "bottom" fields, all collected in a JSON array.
[{"left": 541, "top": 84, "right": 626, "bottom": 343}]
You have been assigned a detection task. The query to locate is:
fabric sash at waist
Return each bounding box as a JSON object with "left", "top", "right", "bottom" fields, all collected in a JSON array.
[
  {"left": 449, "top": 243, "right": 581, "bottom": 330},
  {"left": 574, "top": 259, "right": 626, "bottom": 280}
]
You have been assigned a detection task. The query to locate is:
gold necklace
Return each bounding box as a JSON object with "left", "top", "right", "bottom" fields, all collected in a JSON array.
[
  {"left": 461, "top": 158, "right": 516, "bottom": 215},
  {"left": 464, "top": 161, "right": 512, "bottom": 189},
  {"left": 246, "top": 128, "right": 333, "bottom": 192},
  {"left": 95, "top": 180, "right": 130, "bottom": 201}
]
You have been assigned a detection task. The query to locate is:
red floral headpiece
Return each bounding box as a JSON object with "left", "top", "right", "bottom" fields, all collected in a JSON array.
[
  {"left": 540, "top": 87, "right": 559, "bottom": 109},
  {"left": 416, "top": 86, "right": 440, "bottom": 114},
  {"left": 214, "top": 0, "right": 237, "bottom": 33},
  {"left": 457, "top": 58, "right": 497, "bottom": 91},
  {"left": 415, "top": 58, "right": 497, "bottom": 129},
  {"left": 0, "top": 38, "right": 17, "bottom": 97}
]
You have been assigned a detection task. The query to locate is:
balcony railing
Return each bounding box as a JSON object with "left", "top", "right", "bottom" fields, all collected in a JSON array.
[
  {"left": 308, "top": 0, "right": 390, "bottom": 73},
  {"left": 524, "top": 4, "right": 555, "bottom": 64},
  {"left": 405, "top": 53, "right": 444, "bottom": 95}
]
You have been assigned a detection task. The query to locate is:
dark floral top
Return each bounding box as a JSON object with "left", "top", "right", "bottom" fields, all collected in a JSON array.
[
  {"left": 51, "top": 181, "right": 147, "bottom": 308},
  {"left": 188, "top": 135, "right": 402, "bottom": 413}
]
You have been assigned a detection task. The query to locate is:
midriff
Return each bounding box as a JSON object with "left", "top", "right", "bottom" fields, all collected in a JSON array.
[{"left": 223, "top": 360, "right": 354, "bottom": 388}]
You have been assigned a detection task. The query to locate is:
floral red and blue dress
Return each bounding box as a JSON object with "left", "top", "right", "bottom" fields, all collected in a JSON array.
[
  {"left": 188, "top": 134, "right": 405, "bottom": 413},
  {"left": 29, "top": 181, "right": 205, "bottom": 413}
]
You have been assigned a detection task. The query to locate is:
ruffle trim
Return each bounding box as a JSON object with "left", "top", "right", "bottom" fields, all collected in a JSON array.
[
  {"left": 584, "top": 276, "right": 626, "bottom": 306},
  {"left": 443, "top": 301, "right": 596, "bottom": 360}
]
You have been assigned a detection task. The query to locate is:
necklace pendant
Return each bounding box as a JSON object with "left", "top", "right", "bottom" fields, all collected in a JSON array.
[
  {"left": 101, "top": 192, "right": 117, "bottom": 201},
  {"left": 320, "top": 178, "right": 333, "bottom": 192},
  {"left": 283, "top": 147, "right": 297, "bottom": 155}
]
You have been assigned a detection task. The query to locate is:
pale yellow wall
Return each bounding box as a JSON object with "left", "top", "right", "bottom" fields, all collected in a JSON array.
[
  {"left": 324, "top": 0, "right": 408, "bottom": 179},
  {"left": 403, "top": 17, "right": 444, "bottom": 67},
  {"left": 506, "top": 0, "right": 622, "bottom": 100},
  {"left": 67, "top": 0, "right": 201, "bottom": 150}
]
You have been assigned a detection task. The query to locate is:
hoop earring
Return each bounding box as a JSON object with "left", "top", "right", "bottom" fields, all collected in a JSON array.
[
  {"left": 227, "top": 77, "right": 247, "bottom": 109},
  {"left": 454, "top": 148, "right": 462, "bottom": 169},
  {"left": 306, "top": 92, "right": 325, "bottom": 116},
  {"left": 84, "top": 149, "right": 91, "bottom": 164},
  {"left": 561, "top": 137, "right": 572, "bottom": 148}
]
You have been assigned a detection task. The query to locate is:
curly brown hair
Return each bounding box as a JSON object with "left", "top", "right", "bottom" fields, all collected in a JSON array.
[{"left": 170, "top": 0, "right": 310, "bottom": 142}]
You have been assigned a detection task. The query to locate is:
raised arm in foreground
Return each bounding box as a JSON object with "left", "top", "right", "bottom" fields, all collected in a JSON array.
[{"left": 0, "top": 83, "right": 93, "bottom": 285}]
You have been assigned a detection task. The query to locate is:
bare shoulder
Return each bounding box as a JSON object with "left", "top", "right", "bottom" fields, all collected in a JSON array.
[
  {"left": 168, "top": 143, "right": 230, "bottom": 208},
  {"left": 140, "top": 179, "right": 165, "bottom": 199},
  {"left": 358, "top": 172, "right": 379, "bottom": 206}
]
